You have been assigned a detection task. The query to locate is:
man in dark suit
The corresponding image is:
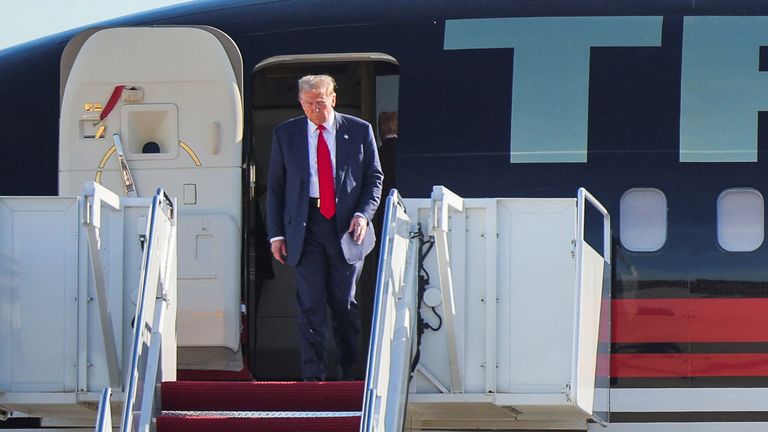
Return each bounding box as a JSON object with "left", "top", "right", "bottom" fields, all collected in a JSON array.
[{"left": 267, "top": 75, "right": 383, "bottom": 381}]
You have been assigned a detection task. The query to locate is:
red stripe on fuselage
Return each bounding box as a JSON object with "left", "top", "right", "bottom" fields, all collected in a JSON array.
[
  {"left": 613, "top": 353, "right": 768, "bottom": 377},
  {"left": 613, "top": 298, "right": 768, "bottom": 343},
  {"left": 612, "top": 353, "right": 687, "bottom": 377}
]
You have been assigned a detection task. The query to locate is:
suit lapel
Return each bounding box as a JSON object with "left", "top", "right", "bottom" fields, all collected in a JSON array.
[{"left": 334, "top": 113, "right": 350, "bottom": 192}]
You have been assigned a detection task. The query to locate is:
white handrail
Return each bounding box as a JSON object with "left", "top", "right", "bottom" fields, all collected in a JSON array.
[
  {"left": 577, "top": 187, "right": 611, "bottom": 264},
  {"left": 361, "top": 189, "right": 418, "bottom": 432},
  {"left": 95, "top": 387, "right": 112, "bottom": 432},
  {"left": 120, "top": 188, "right": 177, "bottom": 432},
  {"left": 362, "top": 190, "right": 400, "bottom": 432}
]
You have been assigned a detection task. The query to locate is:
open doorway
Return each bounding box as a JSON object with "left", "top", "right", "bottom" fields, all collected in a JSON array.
[{"left": 244, "top": 54, "right": 399, "bottom": 380}]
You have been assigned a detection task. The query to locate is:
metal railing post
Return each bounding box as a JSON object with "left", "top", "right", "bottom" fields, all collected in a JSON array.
[
  {"left": 431, "top": 185, "right": 464, "bottom": 394},
  {"left": 82, "top": 182, "right": 122, "bottom": 389},
  {"left": 572, "top": 188, "right": 611, "bottom": 423}
]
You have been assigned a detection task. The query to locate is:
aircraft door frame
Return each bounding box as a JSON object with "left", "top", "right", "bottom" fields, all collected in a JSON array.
[{"left": 246, "top": 53, "right": 399, "bottom": 379}]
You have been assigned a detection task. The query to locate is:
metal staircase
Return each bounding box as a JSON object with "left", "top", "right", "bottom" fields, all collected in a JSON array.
[
  {"left": 363, "top": 186, "right": 612, "bottom": 431},
  {"left": 0, "top": 185, "right": 611, "bottom": 431}
]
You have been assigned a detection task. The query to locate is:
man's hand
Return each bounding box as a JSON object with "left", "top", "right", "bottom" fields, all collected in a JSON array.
[
  {"left": 271, "top": 239, "right": 287, "bottom": 264},
  {"left": 348, "top": 215, "right": 369, "bottom": 245}
]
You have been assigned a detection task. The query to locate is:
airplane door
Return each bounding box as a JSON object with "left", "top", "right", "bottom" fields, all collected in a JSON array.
[{"left": 59, "top": 27, "right": 244, "bottom": 369}]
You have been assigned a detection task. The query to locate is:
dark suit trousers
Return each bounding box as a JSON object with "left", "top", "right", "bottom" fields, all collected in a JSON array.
[{"left": 295, "top": 205, "right": 362, "bottom": 380}]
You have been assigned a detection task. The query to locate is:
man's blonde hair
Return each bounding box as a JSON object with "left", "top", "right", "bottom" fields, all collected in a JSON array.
[{"left": 298, "top": 75, "right": 336, "bottom": 99}]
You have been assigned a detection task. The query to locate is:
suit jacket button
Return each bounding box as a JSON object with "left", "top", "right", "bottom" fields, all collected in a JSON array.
[{"left": 303, "top": 222, "right": 307, "bottom": 226}]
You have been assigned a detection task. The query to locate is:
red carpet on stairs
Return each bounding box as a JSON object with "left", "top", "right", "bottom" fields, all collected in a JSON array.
[
  {"left": 157, "top": 380, "right": 365, "bottom": 432},
  {"left": 156, "top": 416, "right": 362, "bottom": 432},
  {"left": 162, "top": 381, "right": 364, "bottom": 411}
]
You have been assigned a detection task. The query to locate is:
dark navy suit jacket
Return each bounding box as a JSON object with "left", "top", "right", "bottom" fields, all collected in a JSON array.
[{"left": 267, "top": 112, "right": 383, "bottom": 267}]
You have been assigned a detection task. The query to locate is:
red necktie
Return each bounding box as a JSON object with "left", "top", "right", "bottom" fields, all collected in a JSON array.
[{"left": 316, "top": 125, "right": 336, "bottom": 219}]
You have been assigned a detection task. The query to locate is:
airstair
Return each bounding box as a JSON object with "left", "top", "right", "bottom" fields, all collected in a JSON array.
[
  {"left": 0, "top": 183, "right": 177, "bottom": 430},
  {"left": 363, "top": 186, "right": 612, "bottom": 431},
  {"left": 0, "top": 183, "right": 610, "bottom": 431}
]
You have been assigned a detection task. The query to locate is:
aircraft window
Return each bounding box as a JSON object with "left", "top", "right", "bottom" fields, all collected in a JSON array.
[
  {"left": 717, "top": 188, "right": 764, "bottom": 252},
  {"left": 620, "top": 188, "right": 667, "bottom": 252}
]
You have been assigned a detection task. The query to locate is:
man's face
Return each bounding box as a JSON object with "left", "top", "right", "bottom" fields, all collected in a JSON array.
[{"left": 300, "top": 89, "right": 336, "bottom": 126}]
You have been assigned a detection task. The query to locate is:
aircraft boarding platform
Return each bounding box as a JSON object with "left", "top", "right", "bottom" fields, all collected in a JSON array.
[
  {"left": 0, "top": 184, "right": 178, "bottom": 430},
  {"left": 364, "top": 186, "right": 611, "bottom": 431},
  {"left": 0, "top": 184, "right": 610, "bottom": 431}
]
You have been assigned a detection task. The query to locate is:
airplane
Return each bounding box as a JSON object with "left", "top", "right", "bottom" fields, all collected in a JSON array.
[{"left": 2, "top": 0, "right": 768, "bottom": 431}]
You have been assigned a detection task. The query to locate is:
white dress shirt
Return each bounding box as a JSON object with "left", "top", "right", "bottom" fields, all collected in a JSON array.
[{"left": 307, "top": 111, "right": 336, "bottom": 198}]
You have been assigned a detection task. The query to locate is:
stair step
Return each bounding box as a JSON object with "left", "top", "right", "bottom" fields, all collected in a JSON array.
[
  {"left": 161, "top": 380, "right": 364, "bottom": 412},
  {"left": 162, "top": 411, "right": 361, "bottom": 417},
  {"left": 156, "top": 415, "right": 361, "bottom": 432},
  {"left": 177, "top": 367, "right": 253, "bottom": 381},
  {"left": 158, "top": 380, "right": 365, "bottom": 431}
]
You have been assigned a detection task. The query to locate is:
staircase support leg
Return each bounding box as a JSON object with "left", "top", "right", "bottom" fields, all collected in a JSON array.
[{"left": 431, "top": 186, "right": 464, "bottom": 394}]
